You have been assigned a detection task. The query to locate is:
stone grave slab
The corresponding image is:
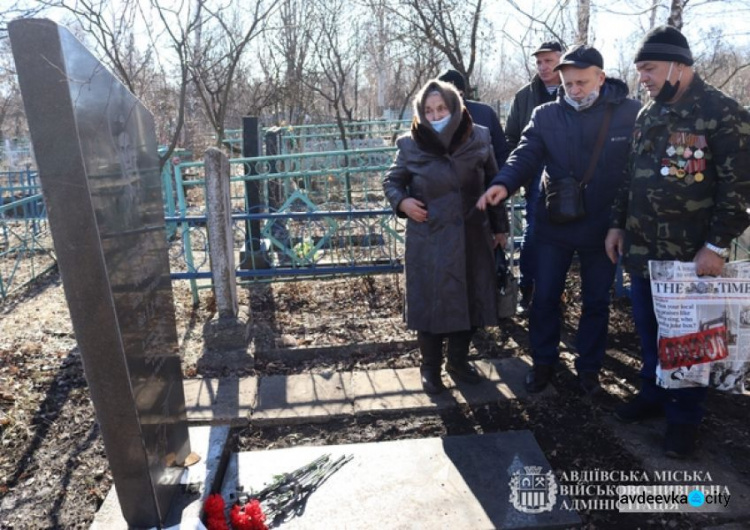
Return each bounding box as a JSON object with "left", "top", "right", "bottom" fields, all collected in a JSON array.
[
  {"left": 92, "top": 425, "right": 230, "bottom": 529},
  {"left": 222, "top": 431, "right": 581, "bottom": 529},
  {"left": 183, "top": 377, "right": 258, "bottom": 425},
  {"left": 349, "top": 367, "right": 455, "bottom": 414},
  {"left": 253, "top": 371, "right": 354, "bottom": 425}
]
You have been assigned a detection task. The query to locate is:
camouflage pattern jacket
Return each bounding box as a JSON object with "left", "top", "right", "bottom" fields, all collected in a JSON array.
[{"left": 611, "top": 75, "right": 750, "bottom": 278}]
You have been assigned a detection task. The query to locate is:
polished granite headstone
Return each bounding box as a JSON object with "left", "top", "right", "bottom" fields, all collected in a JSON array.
[{"left": 9, "top": 19, "right": 190, "bottom": 528}]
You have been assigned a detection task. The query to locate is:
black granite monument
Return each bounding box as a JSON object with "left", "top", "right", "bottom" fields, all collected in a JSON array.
[{"left": 9, "top": 19, "right": 191, "bottom": 527}]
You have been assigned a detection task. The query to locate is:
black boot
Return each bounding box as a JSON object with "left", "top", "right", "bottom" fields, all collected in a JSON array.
[
  {"left": 664, "top": 423, "right": 698, "bottom": 459},
  {"left": 518, "top": 284, "right": 533, "bottom": 314},
  {"left": 445, "top": 329, "right": 482, "bottom": 385},
  {"left": 417, "top": 332, "right": 445, "bottom": 395},
  {"left": 525, "top": 364, "right": 554, "bottom": 393}
]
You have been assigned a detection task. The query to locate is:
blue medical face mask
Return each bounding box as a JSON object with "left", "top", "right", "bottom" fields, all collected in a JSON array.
[
  {"left": 564, "top": 89, "right": 600, "bottom": 111},
  {"left": 430, "top": 113, "right": 452, "bottom": 133}
]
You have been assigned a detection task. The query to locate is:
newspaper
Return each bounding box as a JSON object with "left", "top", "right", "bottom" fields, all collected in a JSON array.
[{"left": 649, "top": 260, "right": 750, "bottom": 394}]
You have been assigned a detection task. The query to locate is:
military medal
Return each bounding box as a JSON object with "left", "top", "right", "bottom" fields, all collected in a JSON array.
[
  {"left": 694, "top": 136, "right": 708, "bottom": 159},
  {"left": 685, "top": 173, "right": 695, "bottom": 185},
  {"left": 676, "top": 169, "right": 686, "bottom": 178},
  {"left": 683, "top": 147, "right": 692, "bottom": 158},
  {"left": 666, "top": 145, "right": 676, "bottom": 156},
  {"left": 695, "top": 173, "right": 705, "bottom": 182},
  {"left": 661, "top": 166, "right": 670, "bottom": 176}
]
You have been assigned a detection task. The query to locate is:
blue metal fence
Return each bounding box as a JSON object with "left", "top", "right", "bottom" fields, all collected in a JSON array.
[
  {"left": 0, "top": 169, "right": 55, "bottom": 300},
  {"left": 167, "top": 146, "right": 410, "bottom": 304}
]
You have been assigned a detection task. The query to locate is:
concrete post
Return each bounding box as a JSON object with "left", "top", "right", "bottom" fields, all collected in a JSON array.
[
  {"left": 202, "top": 148, "right": 251, "bottom": 357},
  {"left": 204, "top": 147, "right": 238, "bottom": 319}
]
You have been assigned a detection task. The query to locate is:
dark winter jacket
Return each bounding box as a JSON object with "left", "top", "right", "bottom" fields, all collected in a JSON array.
[
  {"left": 505, "top": 75, "right": 558, "bottom": 151},
  {"left": 611, "top": 75, "right": 750, "bottom": 278},
  {"left": 465, "top": 99, "right": 511, "bottom": 167},
  {"left": 383, "top": 109, "right": 504, "bottom": 333},
  {"left": 490, "top": 78, "right": 641, "bottom": 249}
]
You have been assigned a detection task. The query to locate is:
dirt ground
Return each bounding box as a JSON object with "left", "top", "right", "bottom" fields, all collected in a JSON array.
[{"left": 1, "top": 269, "right": 749, "bottom": 529}]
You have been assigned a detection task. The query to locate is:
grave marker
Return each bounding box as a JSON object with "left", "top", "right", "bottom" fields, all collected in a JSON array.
[{"left": 9, "top": 18, "right": 191, "bottom": 527}]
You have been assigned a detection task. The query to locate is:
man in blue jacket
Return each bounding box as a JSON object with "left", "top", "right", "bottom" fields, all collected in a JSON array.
[{"left": 477, "top": 45, "right": 640, "bottom": 395}]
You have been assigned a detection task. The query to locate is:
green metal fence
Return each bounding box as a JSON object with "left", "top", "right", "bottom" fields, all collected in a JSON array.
[
  {"left": 223, "top": 119, "right": 411, "bottom": 155},
  {"left": 5, "top": 121, "right": 750, "bottom": 304},
  {"left": 167, "top": 146, "right": 409, "bottom": 304}
]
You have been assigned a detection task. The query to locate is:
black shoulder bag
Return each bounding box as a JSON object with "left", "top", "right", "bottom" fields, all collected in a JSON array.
[{"left": 543, "top": 104, "right": 615, "bottom": 224}]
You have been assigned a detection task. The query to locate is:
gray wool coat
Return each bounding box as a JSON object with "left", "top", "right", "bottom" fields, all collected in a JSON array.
[{"left": 383, "top": 117, "right": 504, "bottom": 334}]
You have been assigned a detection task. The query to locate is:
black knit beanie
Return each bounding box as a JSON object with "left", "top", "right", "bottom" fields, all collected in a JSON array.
[
  {"left": 437, "top": 69, "right": 466, "bottom": 93},
  {"left": 634, "top": 25, "right": 693, "bottom": 65}
]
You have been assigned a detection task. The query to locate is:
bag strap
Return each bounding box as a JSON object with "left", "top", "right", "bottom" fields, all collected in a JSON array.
[{"left": 581, "top": 103, "right": 615, "bottom": 186}]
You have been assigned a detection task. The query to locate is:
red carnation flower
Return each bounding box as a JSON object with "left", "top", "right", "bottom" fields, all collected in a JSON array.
[
  {"left": 230, "top": 499, "right": 268, "bottom": 530},
  {"left": 206, "top": 514, "right": 229, "bottom": 530},
  {"left": 203, "top": 493, "right": 228, "bottom": 530}
]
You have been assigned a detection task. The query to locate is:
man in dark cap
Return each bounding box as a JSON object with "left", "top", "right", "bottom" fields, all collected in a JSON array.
[
  {"left": 606, "top": 26, "right": 750, "bottom": 458},
  {"left": 438, "top": 69, "right": 510, "bottom": 168},
  {"left": 505, "top": 41, "right": 564, "bottom": 314},
  {"left": 477, "top": 45, "right": 640, "bottom": 396}
]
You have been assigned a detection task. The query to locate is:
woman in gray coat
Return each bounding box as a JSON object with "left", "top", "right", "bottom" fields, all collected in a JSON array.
[{"left": 383, "top": 79, "right": 507, "bottom": 394}]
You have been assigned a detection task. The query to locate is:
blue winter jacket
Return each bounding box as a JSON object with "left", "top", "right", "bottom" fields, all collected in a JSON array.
[
  {"left": 490, "top": 78, "right": 640, "bottom": 249},
  {"left": 465, "top": 99, "right": 511, "bottom": 167}
]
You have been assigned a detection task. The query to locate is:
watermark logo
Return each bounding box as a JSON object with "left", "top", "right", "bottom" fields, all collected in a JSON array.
[
  {"left": 688, "top": 489, "right": 705, "bottom": 507},
  {"left": 510, "top": 466, "right": 557, "bottom": 513}
]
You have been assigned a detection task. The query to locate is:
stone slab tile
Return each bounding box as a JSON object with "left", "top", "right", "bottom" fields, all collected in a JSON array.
[
  {"left": 222, "top": 431, "right": 580, "bottom": 529},
  {"left": 450, "top": 358, "right": 525, "bottom": 405},
  {"left": 252, "top": 371, "right": 353, "bottom": 425},
  {"left": 92, "top": 425, "right": 230, "bottom": 529},
  {"left": 349, "top": 367, "right": 456, "bottom": 414},
  {"left": 183, "top": 377, "right": 257, "bottom": 425}
]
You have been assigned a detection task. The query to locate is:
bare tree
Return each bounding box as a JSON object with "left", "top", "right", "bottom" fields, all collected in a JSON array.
[
  {"left": 504, "top": 0, "right": 574, "bottom": 50},
  {"left": 38, "top": 0, "right": 154, "bottom": 95},
  {"left": 149, "top": 0, "right": 202, "bottom": 163},
  {"left": 577, "top": 0, "right": 591, "bottom": 44},
  {"left": 0, "top": 1, "right": 46, "bottom": 39},
  {"left": 268, "top": 0, "right": 315, "bottom": 124},
  {"left": 666, "top": 0, "right": 687, "bottom": 29},
  {"left": 304, "top": 0, "right": 364, "bottom": 148},
  {"left": 389, "top": 0, "right": 486, "bottom": 96},
  {"left": 0, "top": 39, "right": 25, "bottom": 148},
  {"left": 187, "top": 0, "right": 279, "bottom": 148}
]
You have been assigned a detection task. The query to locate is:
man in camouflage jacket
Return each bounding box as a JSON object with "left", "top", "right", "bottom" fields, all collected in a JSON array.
[{"left": 606, "top": 26, "right": 750, "bottom": 458}]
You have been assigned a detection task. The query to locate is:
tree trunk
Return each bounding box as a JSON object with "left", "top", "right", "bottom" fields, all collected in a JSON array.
[
  {"left": 667, "top": 0, "right": 686, "bottom": 30},
  {"left": 577, "top": 0, "right": 590, "bottom": 45}
]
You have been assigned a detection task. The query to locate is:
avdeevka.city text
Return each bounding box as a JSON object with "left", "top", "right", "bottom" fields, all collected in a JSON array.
[{"left": 617, "top": 485, "right": 731, "bottom": 511}]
